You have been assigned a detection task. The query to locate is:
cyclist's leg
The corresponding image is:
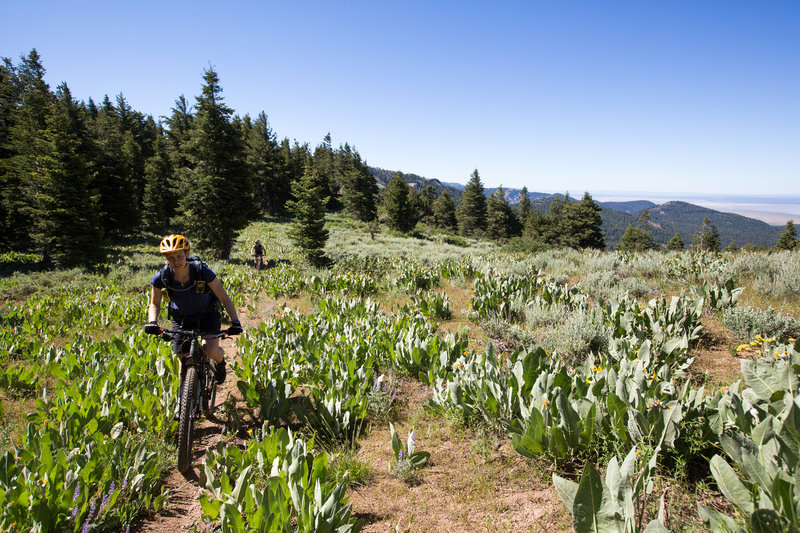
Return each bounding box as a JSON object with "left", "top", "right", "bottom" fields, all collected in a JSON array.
[
  {"left": 199, "top": 313, "right": 226, "bottom": 384},
  {"left": 198, "top": 312, "right": 224, "bottom": 363},
  {"left": 172, "top": 316, "right": 192, "bottom": 357}
]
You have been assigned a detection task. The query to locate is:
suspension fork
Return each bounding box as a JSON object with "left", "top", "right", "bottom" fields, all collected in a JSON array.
[{"left": 178, "top": 337, "right": 202, "bottom": 408}]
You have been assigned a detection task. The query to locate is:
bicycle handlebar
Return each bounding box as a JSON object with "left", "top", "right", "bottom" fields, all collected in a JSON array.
[{"left": 157, "top": 328, "right": 230, "bottom": 341}]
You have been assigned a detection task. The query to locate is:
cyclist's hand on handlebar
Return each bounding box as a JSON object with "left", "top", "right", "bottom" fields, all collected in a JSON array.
[
  {"left": 144, "top": 321, "right": 162, "bottom": 335},
  {"left": 226, "top": 320, "right": 243, "bottom": 336}
]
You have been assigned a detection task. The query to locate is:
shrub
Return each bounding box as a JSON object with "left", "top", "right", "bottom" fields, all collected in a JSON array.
[
  {"left": 539, "top": 307, "right": 609, "bottom": 362},
  {"left": 722, "top": 305, "right": 800, "bottom": 341}
]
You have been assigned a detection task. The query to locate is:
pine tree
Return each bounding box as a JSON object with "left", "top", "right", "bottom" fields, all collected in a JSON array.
[
  {"left": 698, "top": 217, "right": 721, "bottom": 252},
  {"left": 383, "top": 172, "right": 415, "bottom": 232},
  {"left": 417, "top": 184, "right": 436, "bottom": 224},
  {"left": 2, "top": 49, "right": 53, "bottom": 249},
  {"left": 0, "top": 57, "right": 19, "bottom": 250},
  {"left": 30, "top": 83, "right": 104, "bottom": 266},
  {"left": 175, "top": 68, "right": 256, "bottom": 259},
  {"left": 312, "top": 133, "right": 338, "bottom": 210},
  {"left": 457, "top": 169, "right": 487, "bottom": 236},
  {"left": 140, "top": 131, "right": 174, "bottom": 231},
  {"left": 286, "top": 169, "right": 329, "bottom": 267},
  {"left": 164, "top": 95, "right": 193, "bottom": 170},
  {"left": 486, "top": 186, "right": 515, "bottom": 240},
  {"left": 774, "top": 220, "right": 797, "bottom": 251},
  {"left": 618, "top": 226, "right": 652, "bottom": 252},
  {"left": 560, "top": 192, "right": 605, "bottom": 249},
  {"left": 433, "top": 189, "right": 457, "bottom": 231},
  {"left": 517, "top": 186, "right": 532, "bottom": 227},
  {"left": 89, "top": 95, "right": 140, "bottom": 235},
  {"left": 618, "top": 210, "right": 654, "bottom": 252},
  {"left": 520, "top": 211, "right": 554, "bottom": 252},
  {"left": 667, "top": 232, "right": 684, "bottom": 251},
  {"left": 244, "top": 111, "right": 286, "bottom": 215},
  {"left": 336, "top": 144, "right": 377, "bottom": 221}
]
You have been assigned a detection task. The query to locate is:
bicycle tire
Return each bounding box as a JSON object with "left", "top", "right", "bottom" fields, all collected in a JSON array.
[
  {"left": 177, "top": 365, "right": 198, "bottom": 474},
  {"left": 203, "top": 363, "right": 217, "bottom": 418}
]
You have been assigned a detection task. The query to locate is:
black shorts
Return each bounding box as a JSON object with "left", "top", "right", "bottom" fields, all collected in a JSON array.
[{"left": 170, "top": 312, "right": 222, "bottom": 354}]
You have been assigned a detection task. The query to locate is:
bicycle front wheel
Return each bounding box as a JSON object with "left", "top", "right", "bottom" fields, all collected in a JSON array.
[{"left": 177, "top": 365, "right": 198, "bottom": 474}]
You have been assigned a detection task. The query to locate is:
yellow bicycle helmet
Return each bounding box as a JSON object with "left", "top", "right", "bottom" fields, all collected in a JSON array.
[{"left": 159, "top": 234, "right": 190, "bottom": 254}]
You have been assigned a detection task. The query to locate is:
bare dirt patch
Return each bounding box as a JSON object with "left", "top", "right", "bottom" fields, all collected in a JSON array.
[
  {"left": 349, "top": 377, "right": 571, "bottom": 533},
  {"left": 689, "top": 314, "right": 742, "bottom": 387}
]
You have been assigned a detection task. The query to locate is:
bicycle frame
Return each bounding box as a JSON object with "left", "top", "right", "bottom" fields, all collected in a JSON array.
[{"left": 159, "top": 328, "right": 225, "bottom": 473}]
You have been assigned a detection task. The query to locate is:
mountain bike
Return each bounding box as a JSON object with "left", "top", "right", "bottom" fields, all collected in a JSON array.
[{"left": 158, "top": 328, "right": 230, "bottom": 474}]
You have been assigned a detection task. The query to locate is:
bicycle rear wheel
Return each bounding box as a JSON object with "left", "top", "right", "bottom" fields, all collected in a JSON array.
[{"left": 177, "top": 365, "right": 198, "bottom": 474}]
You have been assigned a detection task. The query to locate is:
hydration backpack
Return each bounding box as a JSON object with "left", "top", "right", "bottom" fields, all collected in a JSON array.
[{"left": 159, "top": 255, "right": 219, "bottom": 316}]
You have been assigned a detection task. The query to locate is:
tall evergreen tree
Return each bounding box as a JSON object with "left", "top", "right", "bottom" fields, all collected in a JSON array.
[
  {"left": 618, "top": 210, "right": 654, "bottom": 252},
  {"left": 667, "top": 232, "right": 684, "bottom": 251},
  {"left": 2, "top": 49, "right": 53, "bottom": 249},
  {"left": 175, "top": 67, "right": 255, "bottom": 259},
  {"left": 517, "top": 186, "right": 532, "bottom": 227},
  {"left": 244, "top": 111, "right": 286, "bottom": 215},
  {"left": 286, "top": 168, "right": 329, "bottom": 267},
  {"left": 433, "top": 189, "right": 457, "bottom": 231},
  {"left": 698, "top": 217, "right": 721, "bottom": 252},
  {"left": 336, "top": 144, "right": 377, "bottom": 221},
  {"left": 486, "top": 186, "right": 516, "bottom": 240},
  {"left": 520, "top": 210, "right": 554, "bottom": 252},
  {"left": 417, "top": 184, "right": 437, "bottom": 224},
  {"left": 457, "top": 169, "right": 487, "bottom": 236},
  {"left": 312, "top": 133, "right": 339, "bottom": 210},
  {"left": 89, "top": 95, "right": 140, "bottom": 235},
  {"left": 774, "top": 220, "right": 797, "bottom": 251},
  {"left": 559, "top": 192, "right": 605, "bottom": 249},
  {"left": 141, "top": 131, "right": 175, "bottom": 231},
  {"left": 30, "top": 83, "right": 104, "bottom": 266},
  {"left": 383, "top": 172, "right": 415, "bottom": 232},
  {"left": 0, "top": 57, "right": 19, "bottom": 249},
  {"left": 164, "top": 95, "right": 193, "bottom": 170}
]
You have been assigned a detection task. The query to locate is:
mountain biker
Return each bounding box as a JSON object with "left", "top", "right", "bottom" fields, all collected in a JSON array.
[
  {"left": 252, "top": 239, "right": 265, "bottom": 269},
  {"left": 144, "top": 234, "right": 242, "bottom": 384}
]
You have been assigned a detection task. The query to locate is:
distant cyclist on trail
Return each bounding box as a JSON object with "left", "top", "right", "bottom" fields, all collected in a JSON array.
[
  {"left": 144, "top": 234, "right": 242, "bottom": 384},
  {"left": 252, "top": 239, "right": 265, "bottom": 270}
]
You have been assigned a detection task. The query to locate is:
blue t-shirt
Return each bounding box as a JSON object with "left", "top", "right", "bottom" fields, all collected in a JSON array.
[{"left": 151, "top": 264, "right": 217, "bottom": 317}]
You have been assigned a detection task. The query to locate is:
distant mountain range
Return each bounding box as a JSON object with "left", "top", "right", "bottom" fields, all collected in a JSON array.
[{"left": 369, "top": 167, "right": 784, "bottom": 249}]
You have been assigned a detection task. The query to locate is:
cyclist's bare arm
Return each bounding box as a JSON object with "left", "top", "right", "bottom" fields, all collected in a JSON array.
[
  {"left": 208, "top": 278, "right": 240, "bottom": 323},
  {"left": 148, "top": 285, "right": 162, "bottom": 322}
]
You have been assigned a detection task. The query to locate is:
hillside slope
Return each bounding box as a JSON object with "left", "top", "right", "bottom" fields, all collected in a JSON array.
[{"left": 369, "top": 167, "right": 783, "bottom": 248}]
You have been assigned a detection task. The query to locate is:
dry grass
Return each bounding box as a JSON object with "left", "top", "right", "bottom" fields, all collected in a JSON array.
[{"left": 347, "top": 378, "right": 573, "bottom": 533}]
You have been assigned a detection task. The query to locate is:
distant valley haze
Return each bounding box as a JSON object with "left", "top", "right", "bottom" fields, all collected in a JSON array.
[{"left": 590, "top": 191, "right": 800, "bottom": 226}]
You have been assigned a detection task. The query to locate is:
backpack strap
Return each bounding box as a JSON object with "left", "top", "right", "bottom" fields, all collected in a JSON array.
[{"left": 159, "top": 256, "right": 219, "bottom": 317}]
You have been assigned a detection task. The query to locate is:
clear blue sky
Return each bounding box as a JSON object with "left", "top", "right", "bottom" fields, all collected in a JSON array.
[{"left": 2, "top": 1, "right": 798, "bottom": 197}]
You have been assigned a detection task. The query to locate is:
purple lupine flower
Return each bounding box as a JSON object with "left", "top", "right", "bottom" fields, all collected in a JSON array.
[
  {"left": 70, "top": 506, "right": 78, "bottom": 520},
  {"left": 391, "top": 389, "right": 398, "bottom": 402},
  {"left": 121, "top": 480, "right": 128, "bottom": 491},
  {"left": 125, "top": 526, "right": 130, "bottom": 533},
  {"left": 72, "top": 483, "right": 81, "bottom": 502},
  {"left": 409, "top": 433, "right": 415, "bottom": 452},
  {"left": 87, "top": 501, "right": 96, "bottom": 520},
  {"left": 398, "top": 449, "right": 403, "bottom": 461},
  {"left": 99, "top": 493, "right": 108, "bottom": 514},
  {"left": 82, "top": 521, "right": 89, "bottom": 533}
]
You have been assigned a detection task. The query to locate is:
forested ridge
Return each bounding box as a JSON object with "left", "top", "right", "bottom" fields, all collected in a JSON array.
[
  {"left": 0, "top": 49, "right": 789, "bottom": 266},
  {"left": 0, "top": 50, "right": 378, "bottom": 264}
]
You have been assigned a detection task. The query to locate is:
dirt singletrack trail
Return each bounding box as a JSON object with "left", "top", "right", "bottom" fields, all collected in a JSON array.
[{"left": 135, "top": 306, "right": 260, "bottom": 533}]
